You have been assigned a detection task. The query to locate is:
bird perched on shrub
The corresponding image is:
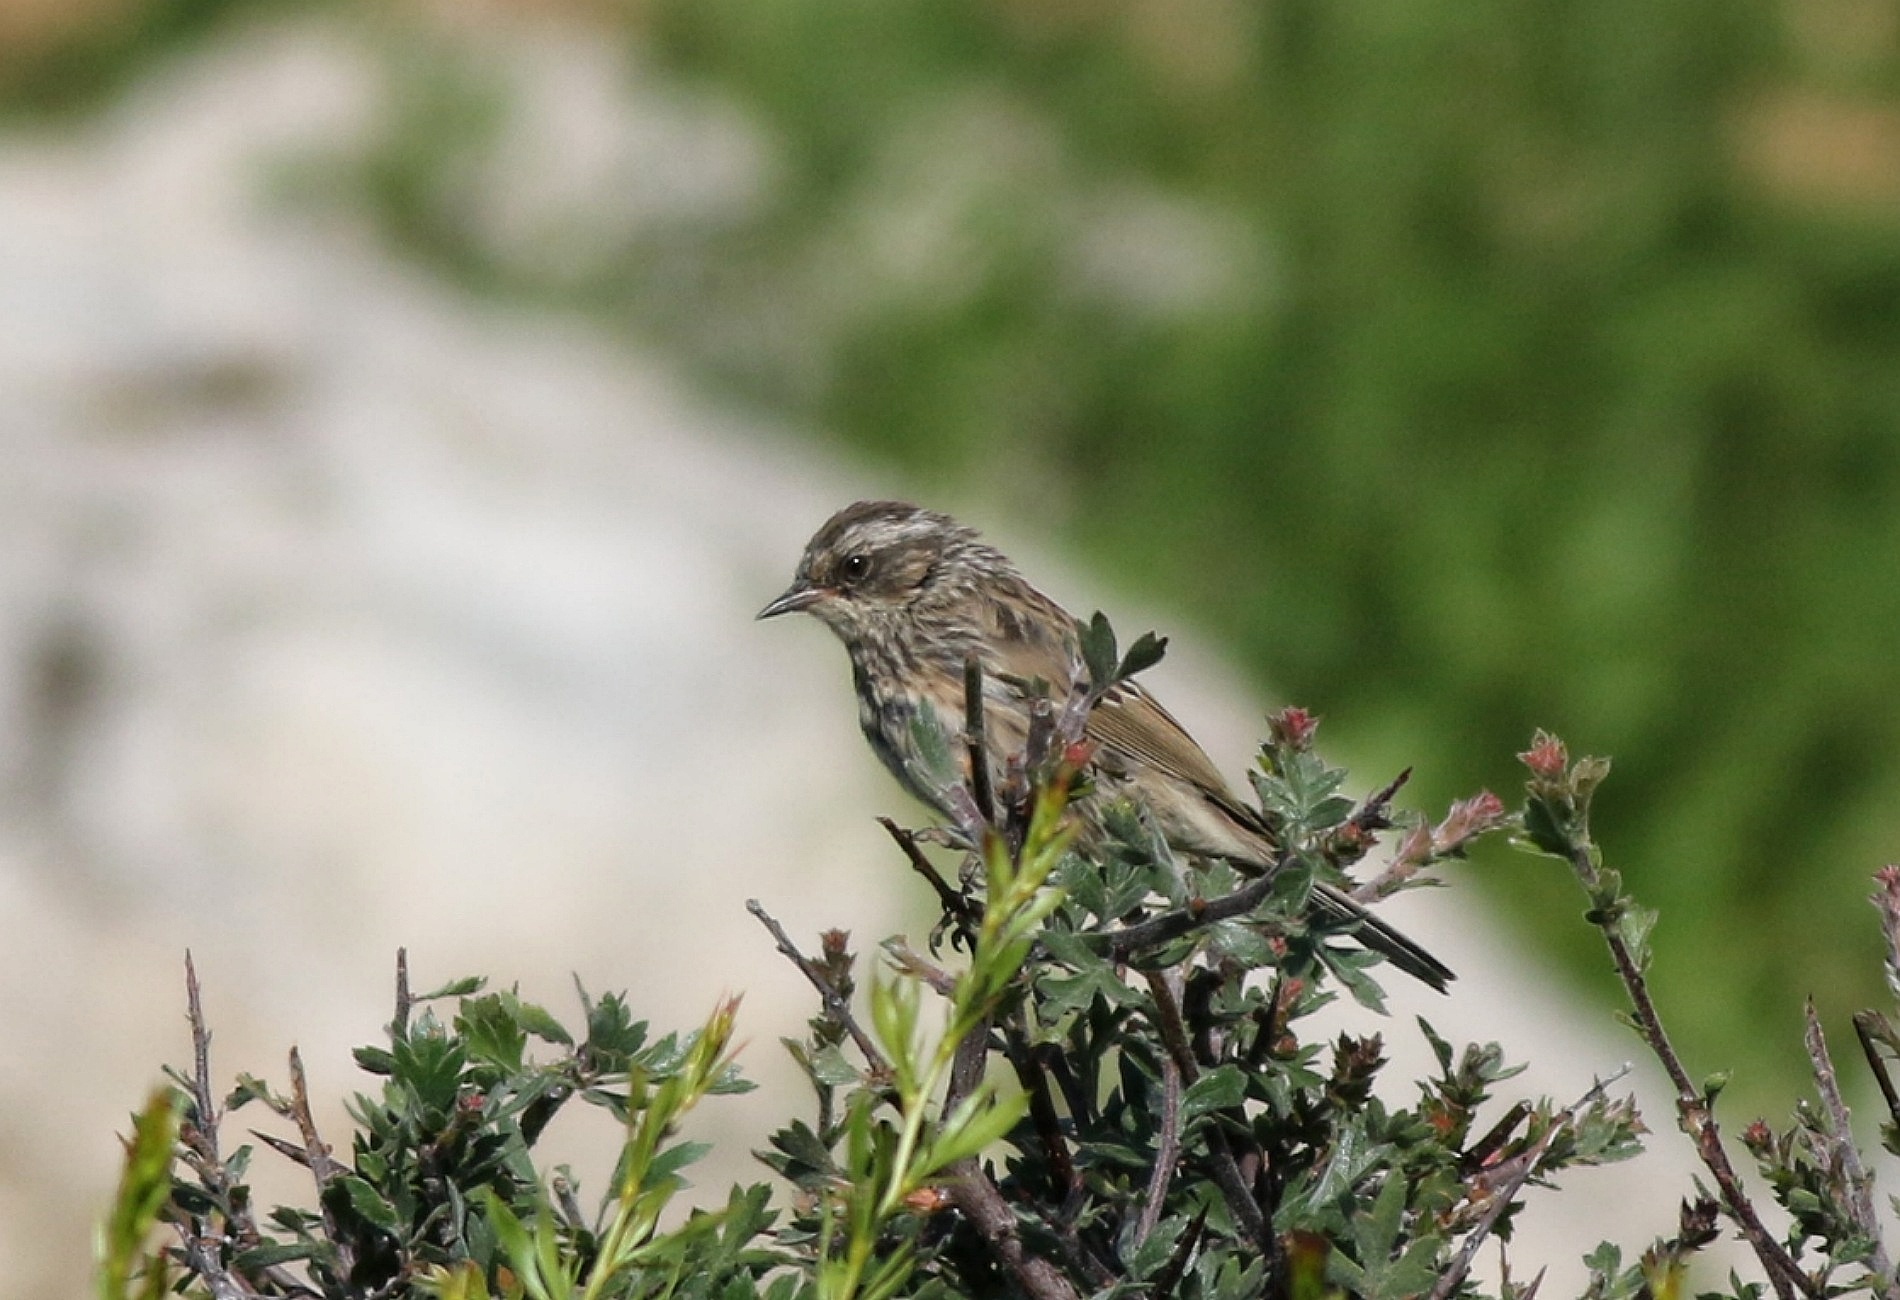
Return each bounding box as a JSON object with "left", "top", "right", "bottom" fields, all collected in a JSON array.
[{"left": 760, "top": 499, "right": 1451, "bottom": 992}]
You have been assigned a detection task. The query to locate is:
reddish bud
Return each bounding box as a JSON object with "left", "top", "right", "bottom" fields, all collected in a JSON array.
[
  {"left": 821, "top": 929, "right": 851, "bottom": 959},
  {"left": 1741, "top": 1119, "right": 1772, "bottom": 1154},
  {"left": 1268, "top": 706, "right": 1320, "bottom": 751},
  {"left": 904, "top": 1186, "right": 954, "bottom": 1214},
  {"left": 1062, "top": 740, "right": 1097, "bottom": 770},
  {"left": 1434, "top": 791, "right": 1507, "bottom": 854},
  {"left": 1518, "top": 731, "right": 1568, "bottom": 779}
]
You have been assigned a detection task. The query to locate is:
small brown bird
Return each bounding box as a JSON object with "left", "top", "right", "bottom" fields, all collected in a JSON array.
[{"left": 759, "top": 500, "right": 1452, "bottom": 992}]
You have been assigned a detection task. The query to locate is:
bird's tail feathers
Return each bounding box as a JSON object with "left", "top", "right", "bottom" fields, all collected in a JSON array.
[{"left": 1310, "top": 884, "right": 1454, "bottom": 994}]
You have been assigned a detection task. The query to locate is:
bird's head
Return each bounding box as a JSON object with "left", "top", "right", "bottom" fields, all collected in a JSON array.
[{"left": 758, "top": 500, "right": 992, "bottom": 643}]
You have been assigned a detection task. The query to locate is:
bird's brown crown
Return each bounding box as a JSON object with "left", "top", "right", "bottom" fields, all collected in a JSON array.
[{"left": 795, "top": 500, "right": 997, "bottom": 609}]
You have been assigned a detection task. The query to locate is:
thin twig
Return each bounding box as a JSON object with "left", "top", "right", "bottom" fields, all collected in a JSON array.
[
  {"left": 1803, "top": 1001, "right": 1897, "bottom": 1291},
  {"left": 174, "top": 973, "right": 270, "bottom": 1300},
  {"left": 964, "top": 656, "right": 996, "bottom": 828},
  {"left": 879, "top": 818, "right": 976, "bottom": 929},
  {"left": 945, "top": 1158, "right": 1082, "bottom": 1300},
  {"left": 1427, "top": 1143, "right": 1546, "bottom": 1300},
  {"left": 883, "top": 939, "right": 960, "bottom": 998},
  {"left": 748, "top": 899, "right": 891, "bottom": 1076},
  {"left": 1134, "top": 1050, "right": 1183, "bottom": 1249},
  {"left": 1090, "top": 860, "right": 1287, "bottom": 960},
  {"left": 1426, "top": 1071, "right": 1626, "bottom": 1300},
  {"left": 177, "top": 956, "right": 310, "bottom": 1298},
  {"left": 1463, "top": 1101, "right": 1532, "bottom": 1171},
  {"left": 996, "top": 1027, "right": 1113, "bottom": 1289},
  {"left": 1143, "top": 970, "right": 1272, "bottom": 1255},
  {"left": 287, "top": 1045, "right": 355, "bottom": 1285},
  {"left": 179, "top": 1236, "right": 263, "bottom": 1300},
  {"left": 186, "top": 953, "right": 218, "bottom": 1139},
  {"left": 1000, "top": 1026, "right": 1080, "bottom": 1199},
  {"left": 1023, "top": 694, "right": 1056, "bottom": 782},
  {"left": 944, "top": 1014, "right": 991, "bottom": 1120},
  {"left": 287, "top": 1048, "right": 345, "bottom": 1185},
  {"left": 1053, "top": 656, "right": 1099, "bottom": 753},
  {"left": 1566, "top": 842, "right": 1814, "bottom": 1300},
  {"left": 1853, "top": 1012, "right": 1900, "bottom": 1130}
]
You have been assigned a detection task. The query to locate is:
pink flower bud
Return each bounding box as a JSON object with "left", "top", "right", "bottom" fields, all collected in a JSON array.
[
  {"left": 1433, "top": 791, "right": 1507, "bottom": 854},
  {"left": 1268, "top": 706, "right": 1320, "bottom": 751},
  {"left": 1518, "top": 731, "right": 1568, "bottom": 779}
]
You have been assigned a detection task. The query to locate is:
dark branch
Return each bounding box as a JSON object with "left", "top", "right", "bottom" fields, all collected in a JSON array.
[
  {"left": 1142, "top": 970, "right": 1271, "bottom": 1255},
  {"left": 1564, "top": 841, "right": 1814, "bottom": 1300},
  {"left": 747, "top": 899, "right": 890, "bottom": 1076},
  {"left": 1853, "top": 1011, "right": 1900, "bottom": 1132},
  {"left": 1087, "top": 858, "right": 1290, "bottom": 961},
  {"left": 963, "top": 655, "right": 996, "bottom": 827},
  {"left": 1803, "top": 1002, "right": 1895, "bottom": 1289},
  {"left": 945, "top": 1155, "right": 1082, "bottom": 1300},
  {"left": 879, "top": 818, "right": 976, "bottom": 932},
  {"left": 1134, "top": 1049, "right": 1183, "bottom": 1249},
  {"left": 1428, "top": 1071, "right": 1624, "bottom": 1300}
]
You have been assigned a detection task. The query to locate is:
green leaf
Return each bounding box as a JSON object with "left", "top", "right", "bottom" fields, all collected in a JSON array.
[
  {"left": 416, "top": 975, "right": 486, "bottom": 1001},
  {"left": 1125, "top": 1211, "right": 1192, "bottom": 1280},
  {"left": 1290, "top": 1127, "right": 1393, "bottom": 1217},
  {"left": 457, "top": 994, "right": 529, "bottom": 1071},
  {"left": 511, "top": 997, "right": 575, "bottom": 1046},
  {"left": 1350, "top": 1173, "right": 1407, "bottom": 1265},
  {"left": 1572, "top": 755, "right": 1613, "bottom": 802},
  {"left": 760, "top": 1120, "right": 836, "bottom": 1186},
  {"left": 1206, "top": 919, "right": 1276, "bottom": 967},
  {"left": 646, "top": 1139, "right": 713, "bottom": 1186},
  {"left": 230, "top": 1241, "right": 321, "bottom": 1271},
  {"left": 1320, "top": 945, "right": 1389, "bottom": 1014},
  {"left": 924, "top": 1087, "right": 1027, "bottom": 1173},
  {"left": 1080, "top": 611, "right": 1118, "bottom": 688},
  {"left": 1519, "top": 793, "right": 1573, "bottom": 857},
  {"left": 869, "top": 975, "right": 923, "bottom": 1096},
  {"left": 1036, "top": 965, "right": 1138, "bottom": 1022},
  {"left": 1616, "top": 903, "right": 1658, "bottom": 970},
  {"left": 1415, "top": 1018, "right": 1455, "bottom": 1075},
  {"left": 1118, "top": 631, "right": 1169, "bottom": 680},
  {"left": 97, "top": 1091, "right": 177, "bottom": 1300},
  {"left": 1180, "top": 1065, "right": 1248, "bottom": 1125},
  {"left": 333, "top": 1174, "right": 402, "bottom": 1232},
  {"left": 393, "top": 1022, "right": 470, "bottom": 1116},
  {"left": 350, "top": 1047, "right": 397, "bottom": 1077},
  {"left": 805, "top": 1043, "right": 862, "bottom": 1089},
  {"left": 583, "top": 990, "right": 650, "bottom": 1064}
]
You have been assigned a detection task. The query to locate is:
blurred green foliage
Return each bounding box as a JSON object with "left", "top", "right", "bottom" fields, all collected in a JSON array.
[
  {"left": 11, "top": 0, "right": 1900, "bottom": 1108},
  {"left": 629, "top": 0, "right": 1900, "bottom": 1110},
  {"left": 633, "top": 0, "right": 1900, "bottom": 1107}
]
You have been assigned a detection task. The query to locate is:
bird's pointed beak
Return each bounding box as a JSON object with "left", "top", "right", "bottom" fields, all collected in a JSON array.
[{"left": 757, "top": 581, "right": 822, "bottom": 620}]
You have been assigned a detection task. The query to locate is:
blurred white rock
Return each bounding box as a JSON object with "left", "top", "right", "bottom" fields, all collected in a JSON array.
[{"left": 0, "top": 12, "right": 1721, "bottom": 1298}]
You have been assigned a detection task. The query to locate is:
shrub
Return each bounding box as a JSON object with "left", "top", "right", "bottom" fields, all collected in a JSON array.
[{"left": 99, "top": 630, "right": 1900, "bottom": 1299}]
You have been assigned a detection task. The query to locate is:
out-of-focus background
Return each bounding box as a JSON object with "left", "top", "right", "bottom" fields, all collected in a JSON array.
[{"left": 6, "top": 0, "right": 1900, "bottom": 1294}]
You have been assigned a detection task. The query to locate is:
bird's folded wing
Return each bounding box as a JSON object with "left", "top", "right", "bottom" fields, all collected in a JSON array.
[{"left": 1087, "top": 681, "right": 1238, "bottom": 803}]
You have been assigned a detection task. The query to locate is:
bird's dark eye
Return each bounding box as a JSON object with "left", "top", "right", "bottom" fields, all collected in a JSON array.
[{"left": 839, "top": 553, "right": 872, "bottom": 585}]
